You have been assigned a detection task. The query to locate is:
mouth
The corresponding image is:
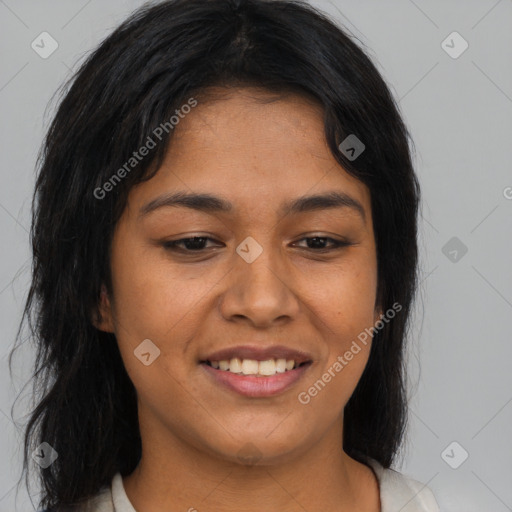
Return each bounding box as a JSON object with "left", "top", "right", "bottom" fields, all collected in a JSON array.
[
  {"left": 201, "top": 358, "right": 310, "bottom": 376},
  {"left": 199, "top": 345, "right": 313, "bottom": 397}
]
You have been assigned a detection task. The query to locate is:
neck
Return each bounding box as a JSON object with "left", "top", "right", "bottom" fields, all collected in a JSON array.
[{"left": 122, "top": 417, "right": 380, "bottom": 512}]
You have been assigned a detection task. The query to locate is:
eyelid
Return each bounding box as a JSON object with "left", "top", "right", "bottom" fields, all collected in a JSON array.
[
  {"left": 162, "top": 234, "right": 354, "bottom": 253},
  {"left": 292, "top": 236, "right": 353, "bottom": 250},
  {"left": 162, "top": 235, "right": 221, "bottom": 250}
]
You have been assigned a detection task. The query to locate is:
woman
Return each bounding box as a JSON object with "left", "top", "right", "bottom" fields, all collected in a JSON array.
[{"left": 11, "top": 0, "right": 440, "bottom": 510}]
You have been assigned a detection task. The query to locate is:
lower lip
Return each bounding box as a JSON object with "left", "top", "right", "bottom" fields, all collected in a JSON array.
[{"left": 201, "top": 363, "right": 311, "bottom": 398}]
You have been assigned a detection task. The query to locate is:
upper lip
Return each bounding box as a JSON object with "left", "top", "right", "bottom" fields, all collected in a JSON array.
[{"left": 200, "top": 345, "right": 312, "bottom": 364}]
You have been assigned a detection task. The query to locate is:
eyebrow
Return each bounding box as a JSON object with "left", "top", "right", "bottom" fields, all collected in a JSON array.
[{"left": 138, "top": 190, "right": 366, "bottom": 223}]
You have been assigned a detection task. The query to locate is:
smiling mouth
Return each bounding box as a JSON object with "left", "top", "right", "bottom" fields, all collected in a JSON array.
[{"left": 201, "top": 358, "right": 312, "bottom": 377}]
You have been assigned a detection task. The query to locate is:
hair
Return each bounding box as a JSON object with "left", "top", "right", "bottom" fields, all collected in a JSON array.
[{"left": 8, "top": 0, "right": 421, "bottom": 509}]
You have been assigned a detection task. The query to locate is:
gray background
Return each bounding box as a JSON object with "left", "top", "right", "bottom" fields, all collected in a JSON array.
[{"left": 1, "top": 0, "right": 511, "bottom": 510}]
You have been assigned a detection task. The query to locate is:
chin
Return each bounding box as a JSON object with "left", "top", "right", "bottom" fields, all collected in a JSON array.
[{"left": 203, "top": 429, "right": 313, "bottom": 467}]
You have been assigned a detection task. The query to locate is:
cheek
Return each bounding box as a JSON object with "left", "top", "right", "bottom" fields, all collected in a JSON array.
[
  {"left": 304, "top": 255, "right": 377, "bottom": 397},
  {"left": 314, "top": 252, "right": 379, "bottom": 338},
  {"left": 108, "top": 249, "right": 208, "bottom": 419},
  {"left": 297, "top": 268, "right": 376, "bottom": 417},
  {"left": 109, "top": 239, "right": 219, "bottom": 341}
]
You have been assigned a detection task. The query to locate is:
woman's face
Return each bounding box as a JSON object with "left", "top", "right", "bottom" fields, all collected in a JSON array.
[{"left": 97, "top": 87, "right": 382, "bottom": 465}]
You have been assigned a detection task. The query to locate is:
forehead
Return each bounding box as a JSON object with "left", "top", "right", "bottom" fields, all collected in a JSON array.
[
  {"left": 129, "top": 87, "right": 371, "bottom": 222},
  {"left": 168, "top": 87, "right": 334, "bottom": 166}
]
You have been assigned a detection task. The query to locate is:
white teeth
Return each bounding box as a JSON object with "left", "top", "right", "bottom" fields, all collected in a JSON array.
[
  {"left": 229, "top": 358, "right": 242, "bottom": 373},
  {"left": 241, "top": 359, "right": 259, "bottom": 375},
  {"left": 258, "top": 359, "right": 276, "bottom": 376},
  {"left": 276, "top": 358, "right": 287, "bottom": 373},
  {"left": 209, "top": 358, "right": 300, "bottom": 376}
]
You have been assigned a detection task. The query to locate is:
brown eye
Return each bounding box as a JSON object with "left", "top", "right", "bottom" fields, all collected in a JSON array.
[
  {"left": 293, "top": 236, "right": 352, "bottom": 251},
  {"left": 163, "top": 236, "right": 221, "bottom": 252}
]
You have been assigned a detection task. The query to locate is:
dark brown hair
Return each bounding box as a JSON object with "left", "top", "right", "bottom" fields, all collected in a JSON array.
[{"left": 9, "top": 0, "right": 420, "bottom": 509}]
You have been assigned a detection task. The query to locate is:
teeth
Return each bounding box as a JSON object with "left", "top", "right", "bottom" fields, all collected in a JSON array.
[
  {"left": 229, "top": 358, "right": 242, "bottom": 373},
  {"left": 258, "top": 359, "right": 276, "bottom": 375},
  {"left": 241, "top": 359, "right": 259, "bottom": 374},
  {"left": 209, "top": 358, "right": 299, "bottom": 376},
  {"left": 275, "top": 358, "right": 287, "bottom": 373}
]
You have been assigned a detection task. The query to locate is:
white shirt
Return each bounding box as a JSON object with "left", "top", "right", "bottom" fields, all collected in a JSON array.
[{"left": 71, "top": 458, "right": 440, "bottom": 511}]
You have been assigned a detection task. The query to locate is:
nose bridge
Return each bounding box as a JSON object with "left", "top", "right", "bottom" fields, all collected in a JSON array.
[
  {"left": 219, "top": 233, "right": 299, "bottom": 326},
  {"left": 239, "top": 235, "right": 283, "bottom": 287},
  {"left": 236, "top": 232, "right": 287, "bottom": 299}
]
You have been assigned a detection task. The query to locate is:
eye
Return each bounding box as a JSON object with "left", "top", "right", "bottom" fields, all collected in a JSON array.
[
  {"left": 162, "top": 235, "right": 353, "bottom": 255},
  {"left": 293, "top": 236, "right": 352, "bottom": 252},
  {"left": 162, "top": 236, "right": 221, "bottom": 252}
]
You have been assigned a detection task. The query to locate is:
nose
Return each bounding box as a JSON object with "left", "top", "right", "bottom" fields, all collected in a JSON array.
[{"left": 219, "top": 242, "right": 300, "bottom": 328}]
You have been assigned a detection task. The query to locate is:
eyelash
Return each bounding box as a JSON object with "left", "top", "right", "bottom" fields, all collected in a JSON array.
[{"left": 162, "top": 236, "right": 352, "bottom": 254}]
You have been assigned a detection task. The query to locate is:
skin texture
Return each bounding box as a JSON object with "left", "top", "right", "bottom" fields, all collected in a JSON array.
[{"left": 95, "top": 87, "right": 382, "bottom": 512}]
